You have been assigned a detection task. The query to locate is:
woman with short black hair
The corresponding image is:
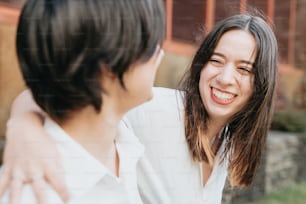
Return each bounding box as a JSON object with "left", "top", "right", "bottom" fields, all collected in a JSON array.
[{"left": 0, "top": 0, "right": 165, "bottom": 203}]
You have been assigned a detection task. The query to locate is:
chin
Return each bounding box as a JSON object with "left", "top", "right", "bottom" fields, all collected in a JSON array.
[
  {"left": 136, "top": 90, "right": 154, "bottom": 106},
  {"left": 145, "top": 91, "right": 154, "bottom": 102}
]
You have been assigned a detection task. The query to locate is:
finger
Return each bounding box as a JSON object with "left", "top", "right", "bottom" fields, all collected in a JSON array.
[
  {"left": 31, "top": 178, "right": 48, "bottom": 204},
  {"left": 0, "top": 167, "right": 11, "bottom": 198},
  {"left": 9, "top": 179, "right": 23, "bottom": 204},
  {"left": 45, "top": 164, "right": 69, "bottom": 202}
]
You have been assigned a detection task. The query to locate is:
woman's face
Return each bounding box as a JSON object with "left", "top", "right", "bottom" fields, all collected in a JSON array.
[{"left": 199, "top": 30, "right": 256, "bottom": 124}]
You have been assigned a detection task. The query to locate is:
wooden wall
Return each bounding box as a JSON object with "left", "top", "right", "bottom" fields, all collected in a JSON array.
[{"left": 0, "top": 6, "right": 24, "bottom": 138}]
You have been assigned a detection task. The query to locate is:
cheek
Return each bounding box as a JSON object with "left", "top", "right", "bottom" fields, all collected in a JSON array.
[
  {"left": 241, "top": 77, "right": 254, "bottom": 99},
  {"left": 142, "top": 67, "right": 156, "bottom": 85},
  {"left": 141, "top": 61, "right": 159, "bottom": 78},
  {"left": 199, "top": 66, "right": 212, "bottom": 88},
  {"left": 198, "top": 70, "right": 206, "bottom": 91}
]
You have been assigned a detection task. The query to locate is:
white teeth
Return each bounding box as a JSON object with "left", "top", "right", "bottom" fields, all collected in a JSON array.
[{"left": 212, "top": 88, "right": 234, "bottom": 100}]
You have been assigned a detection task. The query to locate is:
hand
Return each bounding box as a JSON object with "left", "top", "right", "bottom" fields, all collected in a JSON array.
[{"left": 0, "top": 117, "right": 70, "bottom": 204}]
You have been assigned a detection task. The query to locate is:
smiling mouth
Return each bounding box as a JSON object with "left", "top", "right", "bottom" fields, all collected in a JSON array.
[{"left": 211, "top": 88, "right": 236, "bottom": 104}]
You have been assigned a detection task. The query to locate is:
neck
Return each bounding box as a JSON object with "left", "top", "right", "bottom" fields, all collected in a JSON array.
[
  {"left": 206, "top": 118, "right": 227, "bottom": 141},
  {"left": 58, "top": 102, "right": 125, "bottom": 175}
]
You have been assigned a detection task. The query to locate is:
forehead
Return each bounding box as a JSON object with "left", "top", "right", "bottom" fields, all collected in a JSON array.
[{"left": 214, "top": 30, "right": 257, "bottom": 62}]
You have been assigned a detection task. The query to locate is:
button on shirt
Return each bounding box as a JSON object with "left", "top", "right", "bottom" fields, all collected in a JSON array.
[
  {"left": 0, "top": 118, "right": 144, "bottom": 204},
  {"left": 126, "top": 87, "right": 228, "bottom": 204}
]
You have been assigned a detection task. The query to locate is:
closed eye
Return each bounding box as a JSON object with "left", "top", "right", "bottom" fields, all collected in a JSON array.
[
  {"left": 210, "top": 59, "right": 220, "bottom": 63},
  {"left": 209, "top": 58, "right": 223, "bottom": 66},
  {"left": 238, "top": 66, "right": 253, "bottom": 75}
]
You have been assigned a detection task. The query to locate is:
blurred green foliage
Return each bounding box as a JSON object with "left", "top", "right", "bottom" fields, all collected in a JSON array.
[
  {"left": 271, "top": 110, "right": 306, "bottom": 133},
  {"left": 254, "top": 182, "right": 306, "bottom": 204}
]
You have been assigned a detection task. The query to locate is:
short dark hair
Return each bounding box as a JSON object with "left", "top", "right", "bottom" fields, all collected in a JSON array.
[
  {"left": 182, "top": 14, "right": 278, "bottom": 187},
  {"left": 17, "top": 0, "right": 165, "bottom": 120}
]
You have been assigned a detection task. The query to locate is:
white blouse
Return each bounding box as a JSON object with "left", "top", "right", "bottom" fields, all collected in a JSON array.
[
  {"left": 0, "top": 118, "right": 144, "bottom": 204},
  {"left": 126, "top": 87, "right": 228, "bottom": 204}
]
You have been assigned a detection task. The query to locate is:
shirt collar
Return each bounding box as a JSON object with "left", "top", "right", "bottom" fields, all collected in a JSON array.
[
  {"left": 44, "top": 117, "right": 144, "bottom": 199},
  {"left": 117, "top": 117, "right": 144, "bottom": 171}
]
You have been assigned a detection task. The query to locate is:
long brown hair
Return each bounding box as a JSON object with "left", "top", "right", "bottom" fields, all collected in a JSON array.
[{"left": 181, "top": 14, "right": 278, "bottom": 187}]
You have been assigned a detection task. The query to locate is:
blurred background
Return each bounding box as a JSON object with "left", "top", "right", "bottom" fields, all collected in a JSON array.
[{"left": 0, "top": 0, "right": 305, "bottom": 203}]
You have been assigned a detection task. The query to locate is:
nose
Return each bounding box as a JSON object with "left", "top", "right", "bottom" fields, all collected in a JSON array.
[{"left": 216, "top": 63, "right": 236, "bottom": 86}]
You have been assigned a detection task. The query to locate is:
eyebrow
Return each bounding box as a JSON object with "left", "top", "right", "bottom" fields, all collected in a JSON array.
[
  {"left": 212, "top": 52, "right": 255, "bottom": 67},
  {"left": 240, "top": 60, "right": 254, "bottom": 67}
]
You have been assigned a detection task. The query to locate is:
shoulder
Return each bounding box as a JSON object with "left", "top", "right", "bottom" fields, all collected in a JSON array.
[
  {"left": 147, "top": 87, "right": 184, "bottom": 110},
  {"left": 126, "top": 87, "right": 184, "bottom": 122},
  {"left": 152, "top": 86, "right": 178, "bottom": 96},
  {"left": 152, "top": 87, "right": 183, "bottom": 101},
  {"left": 125, "top": 87, "right": 185, "bottom": 141}
]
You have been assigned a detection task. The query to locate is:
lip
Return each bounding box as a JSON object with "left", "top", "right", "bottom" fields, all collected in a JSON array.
[{"left": 210, "top": 87, "right": 236, "bottom": 105}]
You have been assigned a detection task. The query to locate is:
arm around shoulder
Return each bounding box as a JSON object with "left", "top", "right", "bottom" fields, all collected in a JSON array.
[{"left": 0, "top": 89, "right": 70, "bottom": 203}]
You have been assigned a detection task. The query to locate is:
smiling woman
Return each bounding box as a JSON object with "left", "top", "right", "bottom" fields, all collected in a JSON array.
[
  {"left": 182, "top": 14, "right": 278, "bottom": 187},
  {"left": 199, "top": 30, "right": 256, "bottom": 122}
]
